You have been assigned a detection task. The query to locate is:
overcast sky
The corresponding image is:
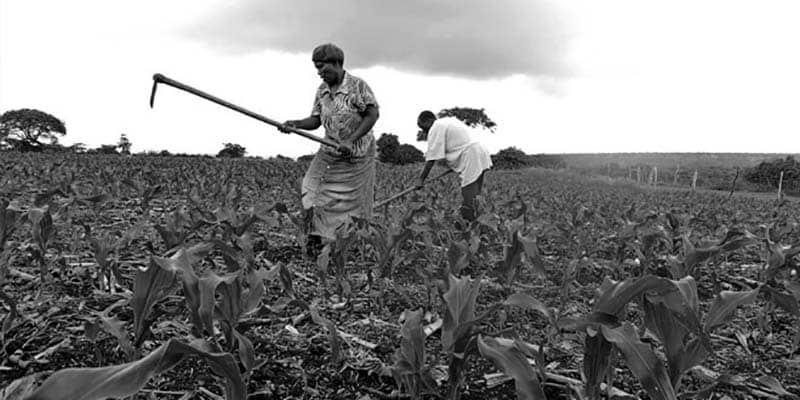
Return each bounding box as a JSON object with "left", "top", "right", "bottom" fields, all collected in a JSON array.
[{"left": 1, "top": 0, "right": 799, "bottom": 158}]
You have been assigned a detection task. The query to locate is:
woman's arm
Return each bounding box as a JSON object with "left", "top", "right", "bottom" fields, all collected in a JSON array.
[
  {"left": 280, "top": 115, "right": 321, "bottom": 131},
  {"left": 349, "top": 105, "right": 379, "bottom": 143},
  {"left": 338, "top": 105, "right": 379, "bottom": 157}
]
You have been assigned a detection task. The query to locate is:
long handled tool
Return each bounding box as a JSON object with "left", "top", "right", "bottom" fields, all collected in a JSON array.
[
  {"left": 375, "top": 170, "right": 454, "bottom": 208},
  {"left": 149, "top": 73, "right": 339, "bottom": 148}
]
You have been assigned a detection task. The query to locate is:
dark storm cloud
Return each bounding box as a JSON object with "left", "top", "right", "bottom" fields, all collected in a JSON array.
[{"left": 186, "top": 0, "right": 573, "bottom": 79}]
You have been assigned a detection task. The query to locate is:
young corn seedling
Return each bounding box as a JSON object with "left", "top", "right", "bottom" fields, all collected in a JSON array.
[
  {"left": 477, "top": 335, "right": 547, "bottom": 400},
  {"left": 153, "top": 207, "right": 197, "bottom": 251},
  {"left": 1, "top": 199, "right": 23, "bottom": 251},
  {"left": 83, "top": 222, "right": 145, "bottom": 293},
  {"left": 130, "top": 255, "right": 180, "bottom": 347},
  {"left": 376, "top": 203, "right": 433, "bottom": 279},
  {"left": 26, "top": 206, "right": 55, "bottom": 282},
  {"left": 122, "top": 176, "right": 163, "bottom": 214},
  {"left": 559, "top": 275, "right": 680, "bottom": 400},
  {"left": 440, "top": 275, "right": 551, "bottom": 400},
  {"left": 25, "top": 337, "right": 245, "bottom": 400},
  {"left": 391, "top": 309, "right": 438, "bottom": 400},
  {"left": 309, "top": 304, "right": 343, "bottom": 366},
  {"left": 153, "top": 243, "right": 271, "bottom": 374},
  {"left": 0, "top": 200, "right": 23, "bottom": 342},
  {"left": 497, "top": 230, "right": 546, "bottom": 287},
  {"left": 317, "top": 222, "right": 363, "bottom": 298},
  {"left": 755, "top": 223, "right": 800, "bottom": 349},
  {"left": 563, "top": 274, "right": 771, "bottom": 400},
  {"left": 669, "top": 228, "right": 760, "bottom": 279},
  {"left": 83, "top": 298, "right": 135, "bottom": 363}
]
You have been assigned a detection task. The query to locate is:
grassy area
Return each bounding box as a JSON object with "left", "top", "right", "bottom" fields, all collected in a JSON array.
[
  {"left": 560, "top": 152, "right": 799, "bottom": 169},
  {"left": 558, "top": 152, "right": 799, "bottom": 195}
]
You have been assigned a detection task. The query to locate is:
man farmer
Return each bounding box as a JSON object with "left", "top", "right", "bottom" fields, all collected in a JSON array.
[
  {"left": 279, "top": 43, "right": 379, "bottom": 254},
  {"left": 415, "top": 110, "right": 492, "bottom": 222}
]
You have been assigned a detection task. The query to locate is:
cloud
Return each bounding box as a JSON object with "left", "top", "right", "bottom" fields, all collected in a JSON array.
[{"left": 185, "top": 0, "right": 574, "bottom": 80}]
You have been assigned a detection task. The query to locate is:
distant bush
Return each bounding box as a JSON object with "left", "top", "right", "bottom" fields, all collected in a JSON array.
[
  {"left": 30, "top": 143, "right": 85, "bottom": 153},
  {"left": 270, "top": 154, "right": 295, "bottom": 162},
  {"left": 491, "top": 147, "right": 530, "bottom": 170},
  {"left": 297, "top": 154, "right": 316, "bottom": 162},
  {"left": 745, "top": 156, "right": 800, "bottom": 194},
  {"left": 395, "top": 144, "right": 424, "bottom": 165},
  {"left": 491, "top": 148, "right": 566, "bottom": 170},
  {"left": 66, "top": 143, "right": 87, "bottom": 153},
  {"left": 377, "top": 133, "right": 424, "bottom": 165},
  {"left": 217, "top": 143, "right": 247, "bottom": 158},
  {"left": 87, "top": 144, "right": 120, "bottom": 155},
  {"left": 135, "top": 150, "right": 176, "bottom": 157}
]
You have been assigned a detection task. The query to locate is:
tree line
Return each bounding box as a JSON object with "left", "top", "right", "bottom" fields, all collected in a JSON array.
[
  {"left": 745, "top": 156, "right": 800, "bottom": 194},
  {"left": 1, "top": 107, "right": 570, "bottom": 174}
]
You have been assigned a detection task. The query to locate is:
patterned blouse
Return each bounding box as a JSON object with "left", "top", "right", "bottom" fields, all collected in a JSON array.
[{"left": 311, "top": 72, "right": 378, "bottom": 158}]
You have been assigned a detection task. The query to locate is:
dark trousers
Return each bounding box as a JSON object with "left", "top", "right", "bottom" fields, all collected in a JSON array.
[{"left": 460, "top": 170, "right": 486, "bottom": 221}]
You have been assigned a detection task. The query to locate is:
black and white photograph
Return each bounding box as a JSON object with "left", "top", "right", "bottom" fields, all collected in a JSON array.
[{"left": 1, "top": 1, "right": 799, "bottom": 399}]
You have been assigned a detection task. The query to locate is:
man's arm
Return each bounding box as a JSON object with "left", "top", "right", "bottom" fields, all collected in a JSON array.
[{"left": 417, "top": 159, "right": 437, "bottom": 189}]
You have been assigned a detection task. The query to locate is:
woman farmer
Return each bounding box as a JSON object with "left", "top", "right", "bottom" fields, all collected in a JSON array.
[
  {"left": 415, "top": 110, "right": 492, "bottom": 222},
  {"left": 280, "top": 43, "right": 379, "bottom": 255}
]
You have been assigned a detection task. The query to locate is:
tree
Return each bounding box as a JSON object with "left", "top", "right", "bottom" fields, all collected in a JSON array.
[
  {"left": 491, "top": 147, "right": 530, "bottom": 170},
  {"left": 376, "top": 133, "right": 425, "bottom": 165},
  {"left": 745, "top": 155, "right": 800, "bottom": 194},
  {"left": 67, "top": 143, "right": 87, "bottom": 153},
  {"left": 395, "top": 144, "right": 425, "bottom": 165},
  {"left": 217, "top": 142, "right": 247, "bottom": 158},
  {"left": 297, "top": 154, "right": 316, "bottom": 162},
  {"left": 270, "top": 154, "right": 294, "bottom": 162},
  {"left": 377, "top": 133, "right": 400, "bottom": 163},
  {"left": 92, "top": 144, "right": 120, "bottom": 155},
  {"left": 117, "top": 134, "right": 132, "bottom": 155},
  {"left": 437, "top": 107, "right": 496, "bottom": 132},
  {"left": 0, "top": 108, "right": 67, "bottom": 151}
]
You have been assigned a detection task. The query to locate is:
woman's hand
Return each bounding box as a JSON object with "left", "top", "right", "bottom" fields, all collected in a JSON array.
[
  {"left": 279, "top": 120, "right": 298, "bottom": 133},
  {"left": 337, "top": 139, "right": 354, "bottom": 158}
]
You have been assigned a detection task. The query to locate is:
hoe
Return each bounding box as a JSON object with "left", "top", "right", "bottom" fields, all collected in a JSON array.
[
  {"left": 149, "top": 73, "right": 339, "bottom": 148},
  {"left": 374, "top": 169, "right": 453, "bottom": 208}
]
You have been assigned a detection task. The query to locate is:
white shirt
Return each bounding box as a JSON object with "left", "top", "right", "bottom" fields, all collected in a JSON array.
[{"left": 425, "top": 117, "right": 493, "bottom": 187}]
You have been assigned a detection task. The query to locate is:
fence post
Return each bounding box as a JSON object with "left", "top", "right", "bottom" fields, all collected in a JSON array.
[
  {"left": 653, "top": 166, "right": 658, "bottom": 186},
  {"left": 778, "top": 170, "right": 784, "bottom": 200},
  {"left": 692, "top": 170, "right": 698, "bottom": 191},
  {"left": 637, "top": 166, "right": 641, "bottom": 184},
  {"left": 727, "top": 167, "right": 740, "bottom": 200},
  {"left": 674, "top": 164, "right": 680, "bottom": 185}
]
